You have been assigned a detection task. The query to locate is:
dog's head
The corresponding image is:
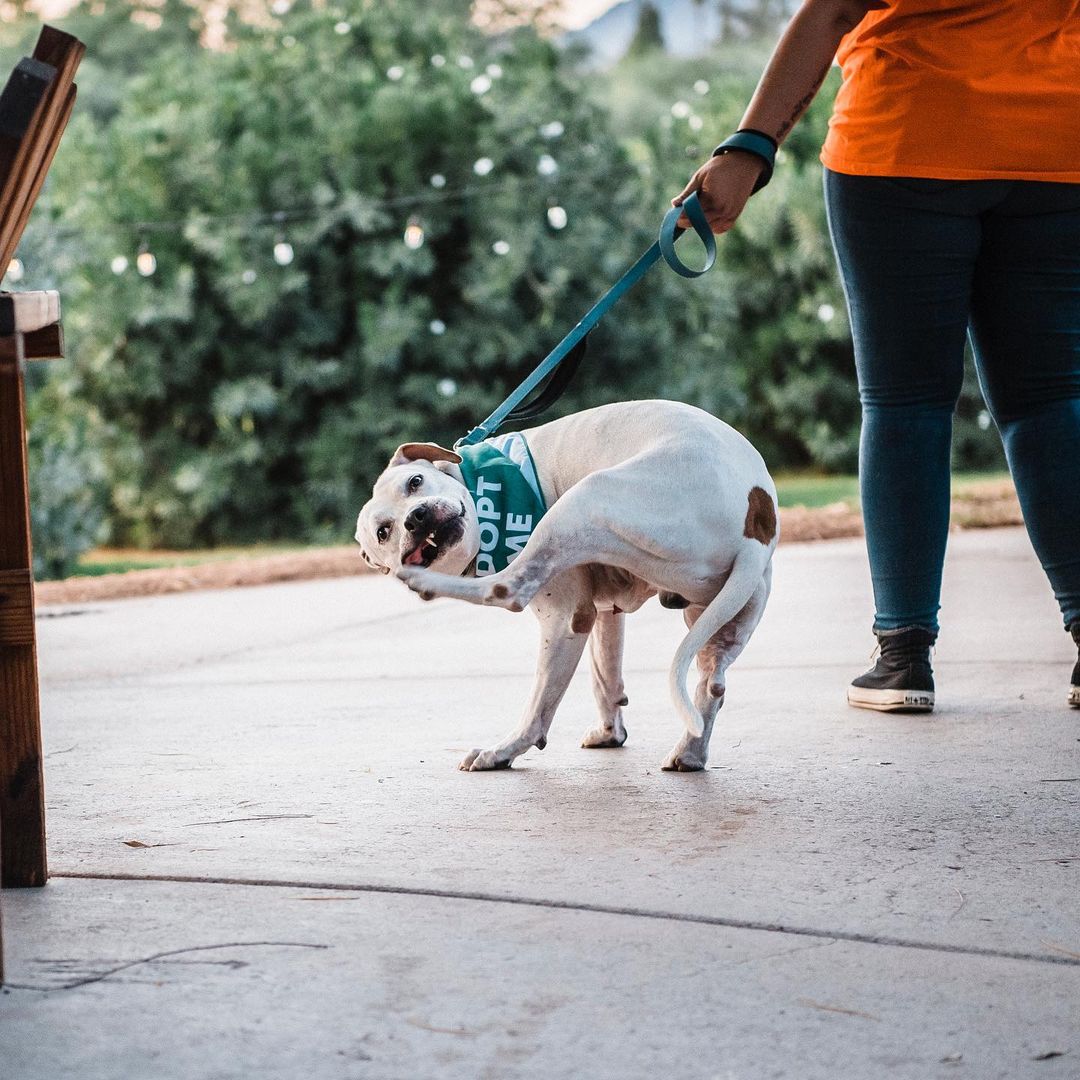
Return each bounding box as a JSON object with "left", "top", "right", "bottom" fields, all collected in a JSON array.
[{"left": 355, "top": 442, "right": 480, "bottom": 577}]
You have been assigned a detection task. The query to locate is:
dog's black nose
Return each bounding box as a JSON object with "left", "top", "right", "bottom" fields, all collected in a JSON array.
[{"left": 404, "top": 504, "right": 433, "bottom": 534}]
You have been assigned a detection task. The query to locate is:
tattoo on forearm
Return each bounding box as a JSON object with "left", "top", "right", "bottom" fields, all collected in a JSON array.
[{"left": 775, "top": 60, "right": 832, "bottom": 141}]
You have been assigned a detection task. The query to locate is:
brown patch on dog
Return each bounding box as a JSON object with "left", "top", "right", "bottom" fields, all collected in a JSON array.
[
  {"left": 492, "top": 584, "right": 509, "bottom": 599},
  {"left": 571, "top": 608, "right": 597, "bottom": 635},
  {"left": 744, "top": 486, "right": 777, "bottom": 545}
]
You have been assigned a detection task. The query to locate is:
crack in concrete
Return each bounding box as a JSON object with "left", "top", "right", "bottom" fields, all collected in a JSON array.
[
  {"left": 4, "top": 940, "right": 330, "bottom": 993},
  {"left": 48, "top": 870, "right": 1080, "bottom": 970}
]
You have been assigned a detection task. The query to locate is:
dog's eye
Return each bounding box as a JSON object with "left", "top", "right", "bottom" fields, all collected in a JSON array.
[
  {"left": 376, "top": 524, "right": 390, "bottom": 544},
  {"left": 407, "top": 474, "right": 423, "bottom": 492}
]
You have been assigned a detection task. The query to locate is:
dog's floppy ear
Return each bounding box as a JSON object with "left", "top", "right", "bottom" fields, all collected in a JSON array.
[
  {"left": 357, "top": 543, "right": 391, "bottom": 576},
  {"left": 388, "top": 442, "right": 463, "bottom": 467}
]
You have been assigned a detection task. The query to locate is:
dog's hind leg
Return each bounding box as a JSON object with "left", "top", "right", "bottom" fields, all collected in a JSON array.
[
  {"left": 398, "top": 472, "right": 629, "bottom": 611},
  {"left": 581, "top": 610, "right": 629, "bottom": 749},
  {"left": 662, "top": 563, "right": 771, "bottom": 772},
  {"left": 460, "top": 569, "right": 592, "bottom": 771}
]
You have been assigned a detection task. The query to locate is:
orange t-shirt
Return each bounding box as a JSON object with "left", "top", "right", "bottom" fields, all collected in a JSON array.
[{"left": 820, "top": 0, "right": 1080, "bottom": 181}]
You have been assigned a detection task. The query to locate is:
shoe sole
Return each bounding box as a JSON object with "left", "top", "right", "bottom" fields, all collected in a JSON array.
[
  {"left": 847, "top": 686, "right": 935, "bottom": 713},
  {"left": 1070, "top": 686, "right": 1080, "bottom": 709}
]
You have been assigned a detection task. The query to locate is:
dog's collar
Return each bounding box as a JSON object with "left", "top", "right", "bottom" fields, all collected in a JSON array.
[{"left": 457, "top": 433, "right": 547, "bottom": 577}]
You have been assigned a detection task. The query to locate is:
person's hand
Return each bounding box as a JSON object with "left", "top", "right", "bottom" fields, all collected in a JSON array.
[{"left": 671, "top": 152, "right": 767, "bottom": 233}]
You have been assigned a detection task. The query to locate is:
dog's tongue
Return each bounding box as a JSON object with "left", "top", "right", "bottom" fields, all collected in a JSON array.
[{"left": 404, "top": 545, "right": 427, "bottom": 566}]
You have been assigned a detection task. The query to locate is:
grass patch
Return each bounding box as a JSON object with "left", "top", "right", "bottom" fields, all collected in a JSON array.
[
  {"left": 774, "top": 474, "right": 859, "bottom": 509},
  {"left": 74, "top": 544, "right": 311, "bottom": 577},
  {"left": 71, "top": 472, "right": 1015, "bottom": 575},
  {"left": 774, "top": 471, "right": 1012, "bottom": 510}
]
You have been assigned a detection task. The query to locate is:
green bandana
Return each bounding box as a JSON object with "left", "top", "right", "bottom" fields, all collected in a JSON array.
[{"left": 457, "top": 431, "right": 547, "bottom": 576}]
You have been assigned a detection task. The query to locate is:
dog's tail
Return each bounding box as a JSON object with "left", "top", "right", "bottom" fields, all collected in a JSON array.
[{"left": 669, "top": 541, "right": 772, "bottom": 739}]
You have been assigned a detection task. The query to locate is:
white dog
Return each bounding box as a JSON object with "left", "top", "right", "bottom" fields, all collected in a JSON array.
[{"left": 355, "top": 400, "right": 777, "bottom": 772}]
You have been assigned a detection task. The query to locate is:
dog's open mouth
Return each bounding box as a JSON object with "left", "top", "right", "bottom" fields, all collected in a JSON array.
[{"left": 403, "top": 512, "right": 465, "bottom": 568}]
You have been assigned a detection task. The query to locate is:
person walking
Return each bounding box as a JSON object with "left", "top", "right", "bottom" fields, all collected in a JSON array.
[{"left": 672, "top": 0, "right": 1080, "bottom": 712}]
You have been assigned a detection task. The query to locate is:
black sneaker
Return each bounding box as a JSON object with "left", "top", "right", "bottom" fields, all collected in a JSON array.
[
  {"left": 848, "top": 627, "right": 936, "bottom": 713},
  {"left": 1070, "top": 623, "right": 1080, "bottom": 709}
]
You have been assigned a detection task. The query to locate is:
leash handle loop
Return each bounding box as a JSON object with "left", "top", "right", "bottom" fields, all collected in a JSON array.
[{"left": 658, "top": 190, "right": 716, "bottom": 278}]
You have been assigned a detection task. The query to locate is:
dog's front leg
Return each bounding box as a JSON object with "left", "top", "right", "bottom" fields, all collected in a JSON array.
[{"left": 460, "top": 571, "right": 592, "bottom": 771}]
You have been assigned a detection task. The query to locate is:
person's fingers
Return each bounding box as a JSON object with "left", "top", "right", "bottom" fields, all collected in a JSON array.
[
  {"left": 679, "top": 201, "right": 735, "bottom": 232},
  {"left": 671, "top": 167, "right": 705, "bottom": 207}
]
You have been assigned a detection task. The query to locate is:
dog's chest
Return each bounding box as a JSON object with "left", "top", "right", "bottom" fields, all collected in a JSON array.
[{"left": 587, "top": 564, "right": 656, "bottom": 614}]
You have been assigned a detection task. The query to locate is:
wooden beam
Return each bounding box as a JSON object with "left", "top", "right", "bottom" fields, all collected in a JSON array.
[
  {"left": 0, "top": 60, "right": 56, "bottom": 253},
  {"left": 4, "top": 85, "right": 76, "bottom": 274},
  {"left": 0, "top": 322, "right": 62, "bottom": 362},
  {"left": 0, "top": 291, "right": 59, "bottom": 335},
  {"left": 0, "top": 338, "right": 47, "bottom": 888},
  {"left": 0, "top": 26, "right": 83, "bottom": 270}
]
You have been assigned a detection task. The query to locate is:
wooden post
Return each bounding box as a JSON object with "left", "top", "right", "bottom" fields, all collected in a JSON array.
[
  {"left": 0, "top": 24, "right": 83, "bottom": 983},
  {"left": 0, "top": 330, "right": 47, "bottom": 890}
]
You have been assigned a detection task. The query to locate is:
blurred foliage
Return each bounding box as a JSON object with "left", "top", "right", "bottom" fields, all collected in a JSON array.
[
  {"left": 4, "top": 0, "right": 1004, "bottom": 572},
  {"left": 24, "top": 370, "right": 108, "bottom": 578},
  {"left": 626, "top": 1, "right": 665, "bottom": 57}
]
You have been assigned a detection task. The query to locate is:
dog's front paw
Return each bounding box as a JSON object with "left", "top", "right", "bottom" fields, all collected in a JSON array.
[
  {"left": 459, "top": 748, "right": 512, "bottom": 772},
  {"left": 396, "top": 566, "right": 438, "bottom": 601}
]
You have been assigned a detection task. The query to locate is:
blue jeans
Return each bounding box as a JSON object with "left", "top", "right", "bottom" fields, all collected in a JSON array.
[{"left": 823, "top": 170, "right": 1080, "bottom": 634}]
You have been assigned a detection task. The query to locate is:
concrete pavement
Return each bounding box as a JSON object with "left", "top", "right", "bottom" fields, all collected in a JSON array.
[{"left": 2, "top": 527, "right": 1078, "bottom": 1078}]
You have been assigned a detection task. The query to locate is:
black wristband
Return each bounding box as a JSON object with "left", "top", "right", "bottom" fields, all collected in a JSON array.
[{"left": 711, "top": 129, "right": 777, "bottom": 194}]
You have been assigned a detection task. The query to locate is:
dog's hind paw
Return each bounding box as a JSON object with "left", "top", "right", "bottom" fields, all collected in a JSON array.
[
  {"left": 661, "top": 749, "right": 706, "bottom": 772},
  {"left": 581, "top": 722, "right": 628, "bottom": 749}
]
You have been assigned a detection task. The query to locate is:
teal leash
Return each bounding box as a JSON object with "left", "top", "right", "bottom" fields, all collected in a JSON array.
[{"left": 455, "top": 191, "right": 716, "bottom": 448}]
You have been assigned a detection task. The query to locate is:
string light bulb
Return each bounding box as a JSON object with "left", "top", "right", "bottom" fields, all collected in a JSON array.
[
  {"left": 110, "top": 255, "right": 128, "bottom": 275},
  {"left": 403, "top": 217, "right": 425, "bottom": 250},
  {"left": 136, "top": 246, "right": 156, "bottom": 276},
  {"left": 273, "top": 239, "right": 294, "bottom": 266},
  {"left": 546, "top": 206, "right": 568, "bottom": 230},
  {"left": 6, "top": 258, "right": 24, "bottom": 282}
]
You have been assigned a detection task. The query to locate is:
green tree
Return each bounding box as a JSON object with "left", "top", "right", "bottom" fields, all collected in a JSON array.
[
  {"left": 10, "top": 2, "right": 1003, "bottom": 570},
  {"left": 626, "top": 2, "right": 665, "bottom": 59},
  {"left": 18, "top": 0, "right": 672, "bottom": 548}
]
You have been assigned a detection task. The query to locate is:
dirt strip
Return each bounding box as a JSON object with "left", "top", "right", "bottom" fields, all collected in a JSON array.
[{"left": 34, "top": 483, "right": 1023, "bottom": 607}]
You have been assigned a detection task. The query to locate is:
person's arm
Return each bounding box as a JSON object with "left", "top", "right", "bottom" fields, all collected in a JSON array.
[{"left": 672, "top": 0, "right": 885, "bottom": 233}]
